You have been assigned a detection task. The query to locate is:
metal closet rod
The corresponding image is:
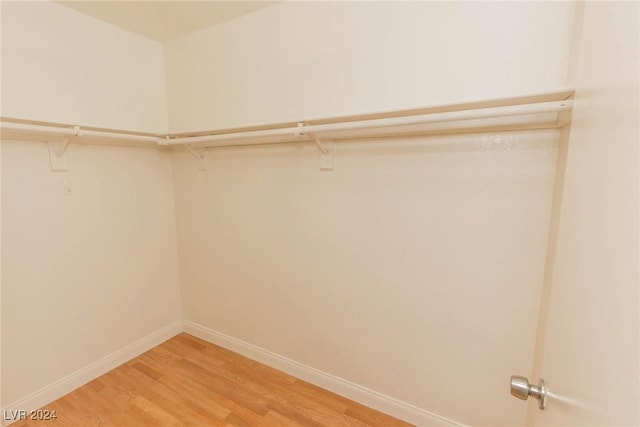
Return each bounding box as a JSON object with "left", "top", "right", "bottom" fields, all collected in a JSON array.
[
  {"left": 0, "top": 122, "right": 160, "bottom": 143},
  {"left": 165, "top": 99, "right": 573, "bottom": 146},
  {"left": 0, "top": 98, "right": 573, "bottom": 148}
]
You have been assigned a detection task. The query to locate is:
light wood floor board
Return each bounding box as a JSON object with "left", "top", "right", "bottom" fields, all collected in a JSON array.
[{"left": 15, "top": 333, "right": 414, "bottom": 427}]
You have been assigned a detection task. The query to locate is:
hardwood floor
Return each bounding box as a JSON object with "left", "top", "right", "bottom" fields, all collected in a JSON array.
[{"left": 16, "top": 333, "right": 414, "bottom": 427}]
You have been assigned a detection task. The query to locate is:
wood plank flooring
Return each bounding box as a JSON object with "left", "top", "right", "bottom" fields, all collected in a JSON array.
[{"left": 15, "top": 333, "right": 414, "bottom": 427}]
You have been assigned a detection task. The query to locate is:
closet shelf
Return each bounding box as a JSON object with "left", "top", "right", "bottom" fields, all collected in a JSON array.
[
  {"left": 166, "top": 99, "right": 572, "bottom": 150},
  {"left": 0, "top": 121, "right": 161, "bottom": 147},
  {"left": 0, "top": 89, "right": 573, "bottom": 170}
]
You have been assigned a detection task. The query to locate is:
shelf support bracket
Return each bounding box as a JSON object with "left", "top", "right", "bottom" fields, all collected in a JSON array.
[
  {"left": 57, "top": 136, "right": 72, "bottom": 158},
  {"left": 185, "top": 144, "right": 207, "bottom": 171},
  {"left": 48, "top": 126, "right": 80, "bottom": 171},
  {"left": 311, "top": 135, "right": 329, "bottom": 156},
  {"left": 307, "top": 132, "right": 333, "bottom": 171},
  {"left": 318, "top": 138, "right": 334, "bottom": 171},
  {"left": 320, "top": 140, "right": 334, "bottom": 171},
  {"left": 48, "top": 140, "right": 69, "bottom": 171},
  {"left": 294, "top": 123, "right": 333, "bottom": 171}
]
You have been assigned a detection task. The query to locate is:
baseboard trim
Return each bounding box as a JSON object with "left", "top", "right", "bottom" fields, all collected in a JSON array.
[
  {"left": 182, "top": 320, "right": 465, "bottom": 427},
  {"left": 2, "top": 320, "right": 183, "bottom": 426}
]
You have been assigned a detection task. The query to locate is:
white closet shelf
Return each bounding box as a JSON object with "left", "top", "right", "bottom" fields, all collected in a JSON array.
[
  {"left": 0, "top": 89, "right": 573, "bottom": 170},
  {"left": 0, "top": 121, "right": 161, "bottom": 147}
]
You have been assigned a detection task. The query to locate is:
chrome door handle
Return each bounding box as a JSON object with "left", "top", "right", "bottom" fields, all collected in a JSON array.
[{"left": 510, "top": 375, "right": 547, "bottom": 409}]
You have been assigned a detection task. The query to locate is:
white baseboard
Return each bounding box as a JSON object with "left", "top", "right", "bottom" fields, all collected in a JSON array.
[
  {"left": 2, "top": 320, "right": 183, "bottom": 426},
  {"left": 182, "top": 320, "right": 465, "bottom": 427}
]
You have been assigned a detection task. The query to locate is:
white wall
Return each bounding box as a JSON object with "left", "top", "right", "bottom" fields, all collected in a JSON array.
[
  {"left": 1, "top": 0, "right": 181, "bottom": 412},
  {"left": 172, "top": 129, "right": 560, "bottom": 426},
  {"left": 168, "top": 2, "right": 577, "bottom": 425},
  {"left": 0, "top": 1, "right": 582, "bottom": 425},
  {"left": 1, "top": 141, "right": 182, "bottom": 406},
  {"left": 1, "top": 1, "right": 167, "bottom": 133},
  {"left": 532, "top": 2, "right": 639, "bottom": 425},
  {"left": 165, "top": 1, "right": 576, "bottom": 133}
]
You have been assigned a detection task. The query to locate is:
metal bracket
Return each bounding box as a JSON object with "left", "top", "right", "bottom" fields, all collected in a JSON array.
[
  {"left": 319, "top": 140, "right": 334, "bottom": 171},
  {"left": 185, "top": 144, "right": 207, "bottom": 171},
  {"left": 48, "top": 141, "right": 69, "bottom": 171},
  {"left": 309, "top": 134, "right": 333, "bottom": 171},
  {"left": 57, "top": 136, "right": 71, "bottom": 158},
  {"left": 297, "top": 123, "right": 334, "bottom": 171},
  {"left": 47, "top": 126, "right": 81, "bottom": 171},
  {"left": 311, "top": 135, "right": 329, "bottom": 155}
]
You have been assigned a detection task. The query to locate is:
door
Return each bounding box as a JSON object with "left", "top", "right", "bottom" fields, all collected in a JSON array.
[{"left": 528, "top": 2, "right": 639, "bottom": 425}]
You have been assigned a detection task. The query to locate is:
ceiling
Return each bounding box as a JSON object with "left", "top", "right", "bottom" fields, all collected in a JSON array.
[{"left": 56, "top": 1, "right": 277, "bottom": 42}]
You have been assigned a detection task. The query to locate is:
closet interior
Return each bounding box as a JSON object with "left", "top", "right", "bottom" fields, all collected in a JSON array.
[{"left": 1, "top": 1, "right": 638, "bottom": 426}]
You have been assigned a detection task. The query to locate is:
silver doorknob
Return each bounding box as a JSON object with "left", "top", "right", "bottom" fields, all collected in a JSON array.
[{"left": 510, "top": 375, "right": 547, "bottom": 410}]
